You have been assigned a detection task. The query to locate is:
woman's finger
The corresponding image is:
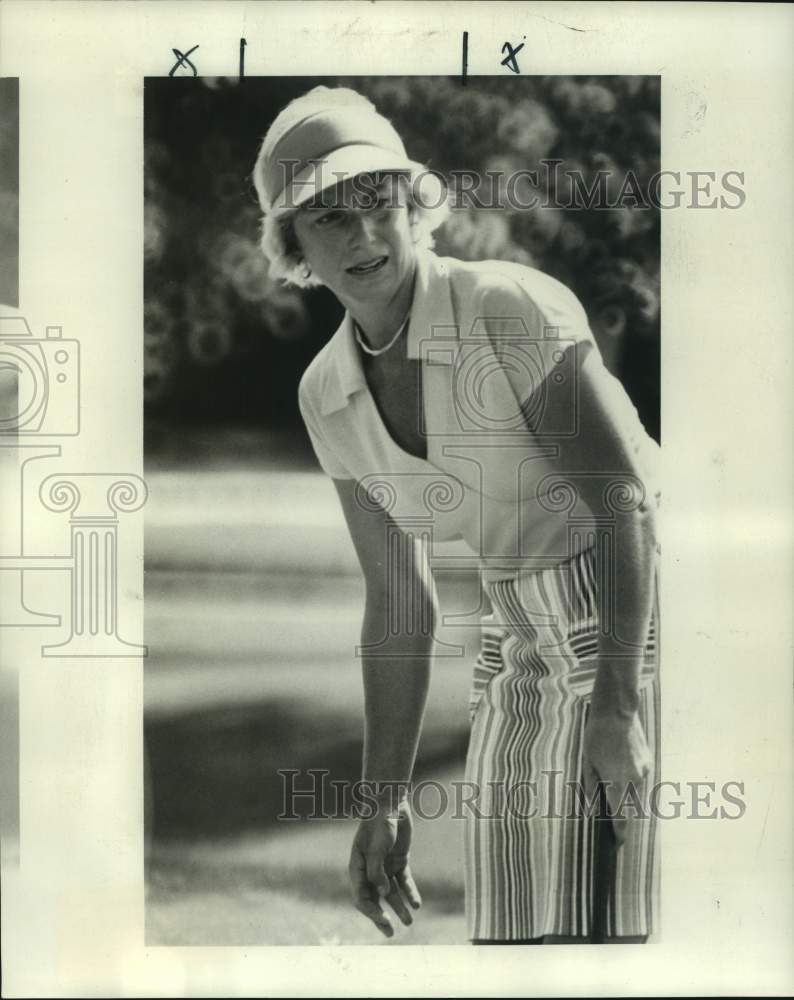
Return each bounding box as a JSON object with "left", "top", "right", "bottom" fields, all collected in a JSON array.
[
  {"left": 603, "top": 782, "right": 629, "bottom": 847},
  {"left": 394, "top": 867, "right": 422, "bottom": 910},
  {"left": 385, "top": 876, "right": 413, "bottom": 927},
  {"left": 350, "top": 849, "right": 394, "bottom": 937},
  {"left": 353, "top": 892, "right": 395, "bottom": 938},
  {"left": 607, "top": 810, "right": 628, "bottom": 847},
  {"left": 365, "top": 852, "right": 390, "bottom": 900}
]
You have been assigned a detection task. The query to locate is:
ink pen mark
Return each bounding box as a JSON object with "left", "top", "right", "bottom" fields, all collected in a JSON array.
[
  {"left": 169, "top": 45, "right": 199, "bottom": 78},
  {"left": 239, "top": 37, "right": 247, "bottom": 80},
  {"left": 501, "top": 39, "right": 525, "bottom": 75},
  {"left": 461, "top": 31, "right": 468, "bottom": 86}
]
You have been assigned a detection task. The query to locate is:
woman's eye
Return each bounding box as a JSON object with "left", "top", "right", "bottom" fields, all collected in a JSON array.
[{"left": 315, "top": 210, "right": 342, "bottom": 227}]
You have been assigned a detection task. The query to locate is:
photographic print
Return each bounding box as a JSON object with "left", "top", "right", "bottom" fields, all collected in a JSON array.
[
  {"left": 143, "top": 73, "right": 664, "bottom": 947},
  {"left": 0, "top": 2, "right": 792, "bottom": 996}
]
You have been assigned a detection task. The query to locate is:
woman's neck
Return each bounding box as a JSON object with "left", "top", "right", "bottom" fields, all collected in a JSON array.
[{"left": 348, "top": 258, "right": 418, "bottom": 350}]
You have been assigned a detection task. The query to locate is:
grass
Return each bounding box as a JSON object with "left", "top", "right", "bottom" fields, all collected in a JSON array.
[
  {"left": 144, "top": 556, "right": 479, "bottom": 945},
  {"left": 146, "top": 763, "right": 468, "bottom": 946}
]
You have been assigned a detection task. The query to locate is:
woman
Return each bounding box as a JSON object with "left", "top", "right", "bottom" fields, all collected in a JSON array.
[{"left": 253, "top": 86, "right": 661, "bottom": 944}]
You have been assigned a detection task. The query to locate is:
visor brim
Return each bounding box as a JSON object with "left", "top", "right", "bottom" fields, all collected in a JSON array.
[{"left": 270, "top": 145, "right": 420, "bottom": 211}]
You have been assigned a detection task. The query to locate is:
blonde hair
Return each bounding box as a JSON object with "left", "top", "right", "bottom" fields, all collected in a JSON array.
[{"left": 252, "top": 86, "right": 450, "bottom": 289}]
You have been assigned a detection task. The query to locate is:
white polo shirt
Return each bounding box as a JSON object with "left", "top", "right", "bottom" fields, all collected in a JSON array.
[{"left": 298, "top": 249, "right": 659, "bottom": 581}]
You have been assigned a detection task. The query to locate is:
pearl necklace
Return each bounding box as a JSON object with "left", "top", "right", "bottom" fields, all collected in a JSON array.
[{"left": 354, "top": 313, "right": 411, "bottom": 357}]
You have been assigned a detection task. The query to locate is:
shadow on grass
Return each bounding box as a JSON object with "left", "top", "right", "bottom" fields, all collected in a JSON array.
[
  {"left": 147, "top": 852, "right": 465, "bottom": 916},
  {"left": 145, "top": 697, "right": 469, "bottom": 841}
]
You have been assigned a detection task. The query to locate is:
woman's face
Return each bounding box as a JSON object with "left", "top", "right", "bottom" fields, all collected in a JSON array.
[{"left": 291, "top": 175, "right": 417, "bottom": 309}]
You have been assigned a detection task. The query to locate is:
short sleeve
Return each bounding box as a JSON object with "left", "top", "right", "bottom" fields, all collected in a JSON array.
[
  {"left": 297, "top": 377, "right": 353, "bottom": 480},
  {"left": 474, "top": 266, "right": 598, "bottom": 427},
  {"left": 483, "top": 267, "right": 660, "bottom": 492},
  {"left": 478, "top": 265, "right": 596, "bottom": 350}
]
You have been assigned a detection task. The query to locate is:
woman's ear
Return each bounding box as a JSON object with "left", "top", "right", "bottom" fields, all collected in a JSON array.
[
  {"left": 281, "top": 214, "right": 300, "bottom": 257},
  {"left": 407, "top": 202, "right": 422, "bottom": 243}
]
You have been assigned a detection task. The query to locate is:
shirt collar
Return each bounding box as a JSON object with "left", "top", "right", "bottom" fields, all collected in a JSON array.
[{"left": 319, "top": 249, "right": 458, "bottom": 417}]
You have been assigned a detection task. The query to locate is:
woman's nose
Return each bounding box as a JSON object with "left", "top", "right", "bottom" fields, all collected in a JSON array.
[{"left": 348, "top": 212, "right": 378, "bottom": 247}]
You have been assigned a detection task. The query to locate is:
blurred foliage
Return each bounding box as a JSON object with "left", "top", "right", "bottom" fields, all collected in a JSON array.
[{"left": 144, "top": 76, "right": 660, "bottom": 441}]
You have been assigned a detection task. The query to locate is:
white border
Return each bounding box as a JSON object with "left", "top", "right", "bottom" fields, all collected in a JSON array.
[{"left": 1, "top": 1, "right": 792, "bottom": 995}]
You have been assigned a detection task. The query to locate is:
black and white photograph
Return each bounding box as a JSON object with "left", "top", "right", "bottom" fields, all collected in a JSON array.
[
  {"left": 1, "top": 2, "right": 792, "bottom": 995},
  {"left": 143, "top": 74, "right": 664, "bottom": 947}
]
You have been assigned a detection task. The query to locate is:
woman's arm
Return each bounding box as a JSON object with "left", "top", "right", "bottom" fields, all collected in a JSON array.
[
  {"left": 560, "top": 345, "right": 657, "bottom": 716},
  {"left": 360, "top": 584, "right": 433, "bottom": 798},
  {"left": 333, "top": 477, "right": 436, "bottom": 935},
  {"left": 479, "top": 274, "right": 657, "bottom": 723},
  {"left": 538, "top": 343, "right": 658, "bottom": 834},
  {"left": 334, "top": 478, "right": 436, "bottom": 795}
]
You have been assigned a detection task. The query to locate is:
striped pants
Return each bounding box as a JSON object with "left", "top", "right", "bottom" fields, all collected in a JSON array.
[{"left": 464, "top": 547, "right": 660, "bottom": 941}]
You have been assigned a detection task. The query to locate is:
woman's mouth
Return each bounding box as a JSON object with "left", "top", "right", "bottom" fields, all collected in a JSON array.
[{"left": 346, "top": 256, "right": 388, "bottom": 276}]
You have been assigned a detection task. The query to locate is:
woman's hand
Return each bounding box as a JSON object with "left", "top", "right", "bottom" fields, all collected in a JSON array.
[
  {"left": 348, "top": 800, "right": 422, "bottom": 938},
  {"left": 583, "top": 709, "right": 651, "bottom": 846}
]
